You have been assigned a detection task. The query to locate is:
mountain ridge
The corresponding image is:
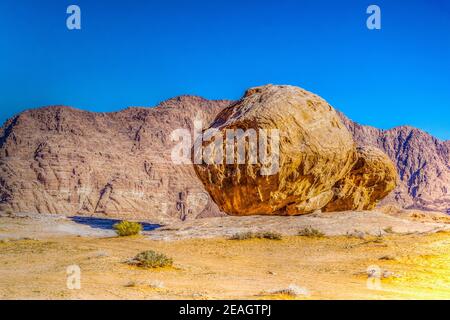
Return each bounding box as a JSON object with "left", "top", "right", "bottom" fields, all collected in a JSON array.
[
  {"left": 338, "top": 112, "right": 450, "bottom": 214},
  {"left": 0, "top": 94, "right": 448, "bottom": 217}
]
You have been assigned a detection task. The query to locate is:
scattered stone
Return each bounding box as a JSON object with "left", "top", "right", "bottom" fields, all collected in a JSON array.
[
  {"left": 267, "top": 284, "right": 310, "bottom": 297},
  {"left": 379, "top": 255, "right": 396, "bottom": 261},
  {"left": 149, "top": 280, "right": 165, "bottom": 289},
  {"left": 346, "top": 230, "right": 366, "bottom": 239},
  {"left": 382, "top": 270, "right": 395, "bottom": 279},
  {"left": 191, "top": 293, "right": 204, "bottom": 298},
  {"left": 124, "top": 281, "right": 137, "bottom": 288},
  {"left": 92, "top": 250, "right": 109, "bottom": 258},
  {"left": 19, "top": 237, "right": 38, "bottom": 241}
]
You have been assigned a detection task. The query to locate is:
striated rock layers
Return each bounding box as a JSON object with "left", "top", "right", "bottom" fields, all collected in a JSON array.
[
  {"left": 324, "top": 146, "right": 398, "bottom": 212},
  {"left": 0, "top": 96, "right": 230, "bottom": 221},
  {"left": 194, "top": 85, "right": 397, "bottom": 215},
  {"left": 0, "top": 84, "right": 447, "bottom": 219},
  {"left": 339, "top": 113, "right": 450, "bottom": 214}
]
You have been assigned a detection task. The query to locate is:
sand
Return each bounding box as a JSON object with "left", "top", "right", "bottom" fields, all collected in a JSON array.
[{"left": 1, "top": 211, "right": 450, "bottom": 300}]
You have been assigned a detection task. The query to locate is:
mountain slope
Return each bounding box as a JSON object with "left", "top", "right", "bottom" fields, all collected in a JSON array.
[
  {"left": 338, "top": 113, "right": 450, "bottom": 214},
  {"left": 0, "top": 97, "right": 230, "bottom": 221},
  {"left": 0, "top": 96, "right": 448, "bottom": 219}
]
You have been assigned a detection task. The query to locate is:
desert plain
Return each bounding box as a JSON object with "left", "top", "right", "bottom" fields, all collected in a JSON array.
[{"left": 1, "top": 208, "right": 450, "bottom": 300}]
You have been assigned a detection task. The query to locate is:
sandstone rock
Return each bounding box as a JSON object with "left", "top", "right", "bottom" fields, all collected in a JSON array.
[
  {"left": 0, "top": 96, "right": 230, "bottom": 221},
  {"left": 324, "top": 146, "right": 398, "bottom": 212},
  {"left": 194, "top": 85, "right": 358, "bottom": 215},
  {"left": 0, "top": 85, "right": 448, "bottom": 219},
  {"left": 338, "top": 112, "right": 450, "bottom": 214}
]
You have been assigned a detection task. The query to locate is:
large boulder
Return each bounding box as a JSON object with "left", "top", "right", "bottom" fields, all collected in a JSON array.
[
  {"left": 324, "top": 146, "right": 398, "bottom": 212},
  {"left": 194, "top": 84, "right": 358, "bottom": 215}
]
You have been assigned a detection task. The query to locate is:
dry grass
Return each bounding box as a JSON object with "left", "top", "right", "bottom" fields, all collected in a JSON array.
[
  {"left": 298, "top": 226, "right": 325, "bottom": 238},
  {"left": 128, "top": 250, "right": 173, "bottom": 269},
  {"left": 1, "top": 230, "right": 450, "bottom": 299},
  {"left": 228, "top": 231, "right": 282, "bottom": 240}
]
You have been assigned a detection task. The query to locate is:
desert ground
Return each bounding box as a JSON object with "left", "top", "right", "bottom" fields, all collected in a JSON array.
[{"left": 1, "top": 209, "right": 450, "bottom": 300}]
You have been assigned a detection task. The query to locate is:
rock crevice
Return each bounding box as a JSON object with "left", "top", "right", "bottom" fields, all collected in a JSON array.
[{"left": 194, "top": 85, "right": 397, "bottom": 215}]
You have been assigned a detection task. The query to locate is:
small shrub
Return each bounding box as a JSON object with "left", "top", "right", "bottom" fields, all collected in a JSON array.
[
  {"left": 228, "top": 231, "right": 282, "bottom": 240},
  {"left": 229, "top": 232, "right": 254, "bottom": 240},
  {"left": 113, "top": 221, "right": 142, "bottom": 237},
  {"left": 383, "top": 226, "right": 394, "bottom": 234},
  {"left": 298, "top": 226, "right": 324, "bottom": 238},
  {"left": 129, "top": 250, "right": 173, "bottom": 268},
  {"left": 255, "top": 231, "right": 282, "bottom": 240}
]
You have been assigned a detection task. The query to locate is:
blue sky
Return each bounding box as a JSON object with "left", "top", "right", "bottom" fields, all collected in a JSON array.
[{"left": 0, "top": 0, "right": 449, "bottom": 140}]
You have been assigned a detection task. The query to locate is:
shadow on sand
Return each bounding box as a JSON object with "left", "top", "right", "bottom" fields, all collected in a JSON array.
[{"left": 70, "top": 216, "right": 160, "bottom": 232}]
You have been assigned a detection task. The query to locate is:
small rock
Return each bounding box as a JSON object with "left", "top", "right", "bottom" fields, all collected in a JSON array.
[
  {"left": 382, "top": 270, "right": 395, "bottom": 279},
  {"left": 346, "top": 230, "right": 366, "bottom": 239},
  {"left": 124, "top": 281, "right": 137, "bottom": 288},
  {"left": 149, "top": 280, "right": 165, "bottom": 289},
  {"left": 379, "top": 255, "right": 395, "bottom": 261},
  {"left": 94, "top": 250, "right": 109, "bottom": 258},
  {"left": 19, "top": 237, "right": 38, "bottom": 241},
  {"left": 268, "top": 284, "right": 310, "bottom": 297}
]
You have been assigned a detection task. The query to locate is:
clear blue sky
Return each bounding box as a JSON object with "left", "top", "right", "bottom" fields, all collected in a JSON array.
[{"left": 1, "top": 0, "right": 449, "bottom": 140}]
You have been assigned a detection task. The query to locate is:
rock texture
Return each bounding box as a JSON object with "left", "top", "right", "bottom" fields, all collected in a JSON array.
[
  {"left": 0, "top": 96, "right": 230, "bottom": 221},
  {"left": 0, "top": 84, "right": 448, "bottom": 219},
  {"left": 194, "top": 85, "right": 395, "bottom": 215},
  {"left": 338, "top": 113, "right": 450, "bottom": 214},
  {"left": 324, "top": 147, "right": 397, "bottom": 212}
]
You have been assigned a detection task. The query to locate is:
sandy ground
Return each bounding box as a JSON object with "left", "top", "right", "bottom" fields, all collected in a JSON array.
[{"left": 1, "top": 211, "right": 450, "bottom": 300}]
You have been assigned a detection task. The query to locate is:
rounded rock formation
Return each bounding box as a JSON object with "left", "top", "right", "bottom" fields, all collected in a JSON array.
[
  {"left": 193, "top": 84, "right": 358, "bottom": 215},
  {"left": 323, "top": 146, "right": 398, "bottom": 212}
]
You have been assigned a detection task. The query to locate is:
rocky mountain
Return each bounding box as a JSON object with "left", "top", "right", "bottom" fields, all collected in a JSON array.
[
  {"left": 338, "top": 113, "right": 450, "bottom": 214},
  {"left": 0, "top": 87, "right": 448, "bottom": 219},
  {"left": 0, "top": 96, "right": 230, "bottom": 222}
]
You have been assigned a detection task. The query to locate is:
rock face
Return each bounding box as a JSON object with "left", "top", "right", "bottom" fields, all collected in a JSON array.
[
  {"left": 324, "top": 147, "right": 398, "bottom": 212},
  {"left": 339, "top": 113, "right": 450, "bottom": 214},
  {"left": 194, "top": 85, "right": 395, "bottom": 215},
  {"left": 0, "top": 96, "right": 230, "bottom": 221},
  {"left": 0, "top": 84, "right": 448, "bottom": 219}
]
